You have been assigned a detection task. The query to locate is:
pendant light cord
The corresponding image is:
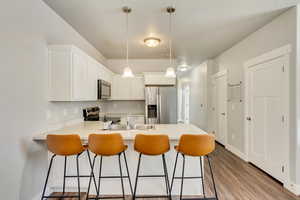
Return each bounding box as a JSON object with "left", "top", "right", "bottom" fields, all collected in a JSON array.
[
  {"left": 126, "top": 10, "right": 129, "bottom": 67},
  {"left": 169, "top": 10, "right": 172, "bottom": 66}
]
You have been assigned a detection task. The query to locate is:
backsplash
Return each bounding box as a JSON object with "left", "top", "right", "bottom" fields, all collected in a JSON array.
[
  {"left": 46, "top": 100, "right": 145, "bottom": 130},
  {"left": 102, "top": 100, "right": 145, "bottom": 114},
  {"left": 47, "top": 101, "right": 105, "bottom": 130}
]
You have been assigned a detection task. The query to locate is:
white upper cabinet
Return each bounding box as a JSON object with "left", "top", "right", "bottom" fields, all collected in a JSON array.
[
  {"left": 143, "top": 72, "right": 176, "bottom": 86},
  {"left": 111, "top": 75, "right": 145, "bottom": 100},
  {"left": 48, "top": 45, "right": 113, "bottom": 101}
]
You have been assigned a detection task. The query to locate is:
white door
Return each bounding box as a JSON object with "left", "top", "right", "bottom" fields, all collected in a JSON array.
[
  {"left": 72, "top": 52, "right": 87, "bottom": 100},
  {"left": 247, "top": 56, "right": 287, "bottom": 182},
  {"left": 210, "top": 79, "right": 217, "bottom": 134},
  {"left": 213, "top": 72, "right": 227, "bottom": 145}
]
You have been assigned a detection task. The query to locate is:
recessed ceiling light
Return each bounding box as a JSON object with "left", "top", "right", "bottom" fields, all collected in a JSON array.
[
  {"left": 178, "top": 64, "right": 189, "bottom": 72},
  {"left": 144, "top": 37, "right": 161, "bottom": 47}
]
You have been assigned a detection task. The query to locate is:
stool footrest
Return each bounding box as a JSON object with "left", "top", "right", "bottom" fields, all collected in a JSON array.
[
  {"left": 135, "top": 195, "right": 170, "bottom": 198},
  {"left": 99, "top": 175, "right": 129, "bottom": 179},
  {"left": 138, "top": 175, "right": 165, "bottom": 178},
  {"left": 174, "top": 176, "right": 203, "bottom": 179},
  {"left": 65, "top": 175, "right": 94, "bottom": 178},
  {"left": 88, "top": 196, "right": 125, "bottom": 199},
  {"left": 182, "top": 198, "right": 217, "bottom": 200},
  {"left": 42, "top": 195, "right": 80, "bottom": 198}
]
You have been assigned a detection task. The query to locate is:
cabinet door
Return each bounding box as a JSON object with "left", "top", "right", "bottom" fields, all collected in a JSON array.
[
  {"left": 131, "top": 77, "right": 145, "bottom": 99},
  {"left": 111, "top": 75, "right": 131, "bottom": 100},
  {"left": 72, "top": 51, "right": 87, "bottom": 101},
  {"left": 86, "top": 59, "right": 99, "bottom": 100}
]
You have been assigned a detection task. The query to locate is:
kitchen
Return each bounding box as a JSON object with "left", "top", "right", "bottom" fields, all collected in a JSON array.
[{"left": 2, "top": 0, "right": 300, "bottom": 200}]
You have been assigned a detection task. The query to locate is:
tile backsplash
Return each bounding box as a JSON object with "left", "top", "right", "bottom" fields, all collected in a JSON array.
[{"left": 46, "top": 100, "right": 145, "bottom": 130}]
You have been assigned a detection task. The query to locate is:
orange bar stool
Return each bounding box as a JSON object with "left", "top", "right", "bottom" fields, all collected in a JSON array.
[
  {"left": 41, "top": 134, "right": 97, "bottom": 200},
  {"left": 86, "top": 133, "right": 133, "bottom": 200},
  {"left": 170, "top": 134, "right": 218, "bottom": 200},
  {"left": 133, "top": 134, "right": 171, "bottom": 200}
]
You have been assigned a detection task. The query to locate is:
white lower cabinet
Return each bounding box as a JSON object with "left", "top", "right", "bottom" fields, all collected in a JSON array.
[
  {"left": 111, "top": 75, "right": 145, "bottom": 100},
  {"left": 48, "top": 45, "right": 113, "bottom": 101}
]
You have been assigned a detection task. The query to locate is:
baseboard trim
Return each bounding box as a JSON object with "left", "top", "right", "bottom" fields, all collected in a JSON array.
[
  {"left": 225, "top": 144, "right": 248, "bottom": 162},
  {"left": 284, "top": 182, "right": 300, "bottom": 196}
]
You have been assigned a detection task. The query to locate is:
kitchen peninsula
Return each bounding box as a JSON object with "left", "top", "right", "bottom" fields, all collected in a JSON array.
[{"left": 33, "top": 122, "right": 208, "bottom": 196}]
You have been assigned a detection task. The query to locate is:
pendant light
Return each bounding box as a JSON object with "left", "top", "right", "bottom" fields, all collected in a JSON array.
[
  {"left": 122, "top": 6, "right": 134, "bottom": 78},
  {"left": 165, "top": 7, "right": 176, "bottom": 78}
]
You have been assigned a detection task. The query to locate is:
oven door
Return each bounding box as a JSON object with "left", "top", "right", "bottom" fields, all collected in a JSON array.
[{"left": 98, "top": 80, "right": 111, "bottom": 99}]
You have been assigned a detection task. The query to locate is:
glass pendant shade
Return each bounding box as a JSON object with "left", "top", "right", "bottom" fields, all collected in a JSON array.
[
  {"left": 165, "top": 67, "right": 176, "bottom": 77},
  {"left": 122, "top": 66, "right": 134, "bottom": 78}
]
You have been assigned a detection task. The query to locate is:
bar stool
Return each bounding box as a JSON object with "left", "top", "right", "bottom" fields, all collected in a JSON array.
[
  {"left": 170, "top": 134, "right": 218, "bottom": 200},
  {"left": 133, "top": 134, "right": 171, "bottom": 200},
  {"left": 41, "top": 134, "right": 97, "bottom": 199},
  {"left": 86, "top": 133, "right": 133, "bottom": 200}
]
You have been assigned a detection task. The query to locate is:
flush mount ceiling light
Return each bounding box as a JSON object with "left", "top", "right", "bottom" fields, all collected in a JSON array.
[
  {"left": 165, "top": 6, "right": 176, "bottom": 78},
  {"left": 144, "top": 37, "right": 161, "bottom": 48},
  {"left": 122, "top": 6, "right": 134, "bottom": 78}
]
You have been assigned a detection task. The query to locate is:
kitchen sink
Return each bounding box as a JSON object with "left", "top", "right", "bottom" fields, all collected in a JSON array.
[{"left": 134, "top": 124, "right": 155, "bottom": 130}]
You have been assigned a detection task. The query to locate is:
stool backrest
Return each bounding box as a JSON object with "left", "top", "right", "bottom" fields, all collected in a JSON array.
[
  {"left": 88, "top": 133, "right": 125, "bottom": 156},
  {"left": 134, "top": 134, "right": 170, "bottom": 155},
  {"left": 178, "top": 134, "right": 215, "bottom": 156},
  {"left": 47, "top": 134, "right": 84, "bottom": 156}
]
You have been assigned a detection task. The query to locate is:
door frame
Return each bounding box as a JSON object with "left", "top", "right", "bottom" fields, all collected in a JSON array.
[
  {"left": 244, "top": 45, "right": 291, "bottom": 184},
  {"left": 211, "top": 70, "right": 228, "bottom": 146}
]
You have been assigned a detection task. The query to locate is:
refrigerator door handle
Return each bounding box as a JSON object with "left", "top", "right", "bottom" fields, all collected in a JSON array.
[{"left": 159, "top": 94, "right": 162, "bottom": 124}]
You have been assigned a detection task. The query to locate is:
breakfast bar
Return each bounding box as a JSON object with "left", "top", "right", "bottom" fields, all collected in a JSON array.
[{"left": 33, "top": 122, "right": 208, "bottom": 196}]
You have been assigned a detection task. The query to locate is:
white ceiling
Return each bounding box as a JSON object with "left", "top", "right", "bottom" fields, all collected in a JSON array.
[{"left": 44, "top": 0, "right": 299, "bottom": 66}]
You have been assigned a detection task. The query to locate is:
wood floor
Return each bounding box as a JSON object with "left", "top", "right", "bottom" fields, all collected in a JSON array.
[
  {"left": 203, "top": 144, "right": 299, "bottom": 200},
  {"left": 48, "top": 144, "right": 299, "bottom": 200}
]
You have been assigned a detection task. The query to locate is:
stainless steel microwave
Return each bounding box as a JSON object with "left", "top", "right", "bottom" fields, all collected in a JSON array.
[{"left": 98, "top": 80, "right": 111, "bottom": 99}]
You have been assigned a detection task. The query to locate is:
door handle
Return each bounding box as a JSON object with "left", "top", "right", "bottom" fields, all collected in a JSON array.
[
  {"left": 246, "top": 117, "right": 251, "bottom": 121},
  {"left": 221, "top": 113, "right": 226, "bottom": 116}
]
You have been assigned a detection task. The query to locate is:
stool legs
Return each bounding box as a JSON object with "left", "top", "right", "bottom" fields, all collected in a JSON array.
[
  {"left": 63, "top": 156, "right": 67, "bottom": 195},
  {"left": 171, "top": 154, "right": 219, "bottom": 200},
  {"left": 86, "top": 154, "right": 97, "bottom": 200},
  {"left": 118, "top": 154, "right": 125, "bottom": 200},
  {"left": 133, "top": 153, "right": 142, "bottom": 200},
  {"left": 86, "top": 152, "right": 133, "bottom": 200},
  {"left": 123, "top": 151, "right": 134, "bottom": 195},
  {"left": 199, "top": 157, "right": 206, "bottom": 199},
  {"left": 162, "top": 154, "right": 172, "bottom": 200},
  {"left": 170, "top": 152, "right": 179, "bottom": 192},
  {"left": 207, "top": 155, "right": 218, "bottom": 200},
  {"left": 41, "top": 154, "right": 56, "bottom": 200},
  {"left": 133, "top": 153, "right": 171, "bottom": 200},
  {"left": 180, "top": 154, "right": 185, "bottom": 200},
  {"left": 87, "top": 150, "right": 99, "bottom": 192},
  {"left": 96, "top": 156, "right": 103, "bottom": 199},
  {"left": 76, "top": 154, "right": 81, "bottom": 199},
  {"left": 41, "top": 154, "right": 83, "bottom": 200}
]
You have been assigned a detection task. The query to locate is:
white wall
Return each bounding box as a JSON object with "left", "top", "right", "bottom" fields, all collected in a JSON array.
[
  {"left": 213, "top": 7, "right": 297, "bottom": 184},
  {"left": 107, "top": 59, "right": 173, "bottom": 74},
  {"left": 0, "top": 0, "right": 108, "bottom": 199}
]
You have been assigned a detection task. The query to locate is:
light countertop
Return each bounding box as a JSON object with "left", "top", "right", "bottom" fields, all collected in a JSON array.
[{"left": 33, "top": 121, "right": 207, "bottom": 141}]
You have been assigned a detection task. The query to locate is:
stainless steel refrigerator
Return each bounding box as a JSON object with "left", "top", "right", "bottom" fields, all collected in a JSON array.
[{"left": 145, "top": 87, "right": 177, "bottom": 124}]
